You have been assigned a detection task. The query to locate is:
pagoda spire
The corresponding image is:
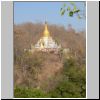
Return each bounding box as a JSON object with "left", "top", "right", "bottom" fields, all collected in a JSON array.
[{"left": 43, "top": 21, "right": 50, "bottom": 37}]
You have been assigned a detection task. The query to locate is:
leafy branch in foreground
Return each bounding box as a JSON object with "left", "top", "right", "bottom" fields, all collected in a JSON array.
[{"left": 60, "top": 2, "right": 85, "bottom": 19}]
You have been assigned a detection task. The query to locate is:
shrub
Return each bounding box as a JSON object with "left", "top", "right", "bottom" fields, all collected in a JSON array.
[{"left": 14, "top": 87, "right": 50, "bottom": 98}]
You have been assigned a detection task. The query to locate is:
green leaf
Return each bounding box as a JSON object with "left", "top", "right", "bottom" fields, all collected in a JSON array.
[
  {"left": 67, "top": 6, "right": 70, "bottom": 11},
  {"left": 75, "top": 9, "right": 80, "bottom": 13},
  {"left": 69, "top": 11, "right": 73, "bottom": 17},
  {"left": 61, "top": 9, "right": 66, "bottom": 16},
  {"left": 73, "top": 6, "right": 77, "bottom": 11},
  {"left": 63, "top": 3, "right": 66, "bottom": 7}
]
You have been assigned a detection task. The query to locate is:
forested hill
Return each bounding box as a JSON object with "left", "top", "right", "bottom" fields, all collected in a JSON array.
[{"left": 14, "top": 22, "right": 86, "bottom": 98}]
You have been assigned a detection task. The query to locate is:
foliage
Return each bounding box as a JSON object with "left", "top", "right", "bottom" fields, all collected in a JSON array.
[
  {"left": 60, "top": 2, "right": 85, "bottom": 19},
  {"left": 14, "top": 87, "right": 50, "bottom": 98},
  {"left": 14, "top": 56, "right": 86, "bottom": 98},
  {"left": 49, "top": 58, "right": 86, "bottom": 98}
]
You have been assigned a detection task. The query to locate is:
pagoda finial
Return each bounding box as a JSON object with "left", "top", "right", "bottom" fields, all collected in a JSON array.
[
  {"left": 45, "top": 21, "right": 47, "bottom": 24},
  {"left": 43, "top": 20, "right": 50, "bottom": 37},
  {"left": 44, "top": 17, "right": 47, "bottom": 26}
]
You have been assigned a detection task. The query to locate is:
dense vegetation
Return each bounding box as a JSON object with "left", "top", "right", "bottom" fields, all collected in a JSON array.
[
  {"left": 14, "top": 56, "right": 86, "bottom": 98},
  {"left": 49, "top": 58, "right": 86, "bottom": 98},
  {"left": 14, "top": 23, "right": 86, "bottom": 98}
]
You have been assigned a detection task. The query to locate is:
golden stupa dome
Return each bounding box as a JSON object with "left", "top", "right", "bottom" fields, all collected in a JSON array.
[{"left": 43, "top": 21, "right": 50, "bottom": 37}]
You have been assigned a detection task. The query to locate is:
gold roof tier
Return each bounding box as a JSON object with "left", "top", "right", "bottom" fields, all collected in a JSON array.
[{"left": 43, "top": 21, "right": 50, "bottom": 37}]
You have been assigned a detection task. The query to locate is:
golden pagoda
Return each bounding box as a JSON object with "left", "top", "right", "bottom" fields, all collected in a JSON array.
[{"left": 34, "top": 21, "right": 61, "bottom": 52}]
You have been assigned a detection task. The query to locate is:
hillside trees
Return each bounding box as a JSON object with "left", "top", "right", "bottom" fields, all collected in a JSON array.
[
  {"left": 14, "top": 51, "right": 46, "bottom": 88},
  {"left": 14, "top": 22, "right": 86, "bottom": 98},
  {"left": 49, "top": 57, "right": 86, "bottom": 98}
]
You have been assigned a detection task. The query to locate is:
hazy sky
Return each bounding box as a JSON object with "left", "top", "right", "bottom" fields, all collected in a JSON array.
[{"left": 14, "top": 2, "right": 86, "bottom": 32}]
